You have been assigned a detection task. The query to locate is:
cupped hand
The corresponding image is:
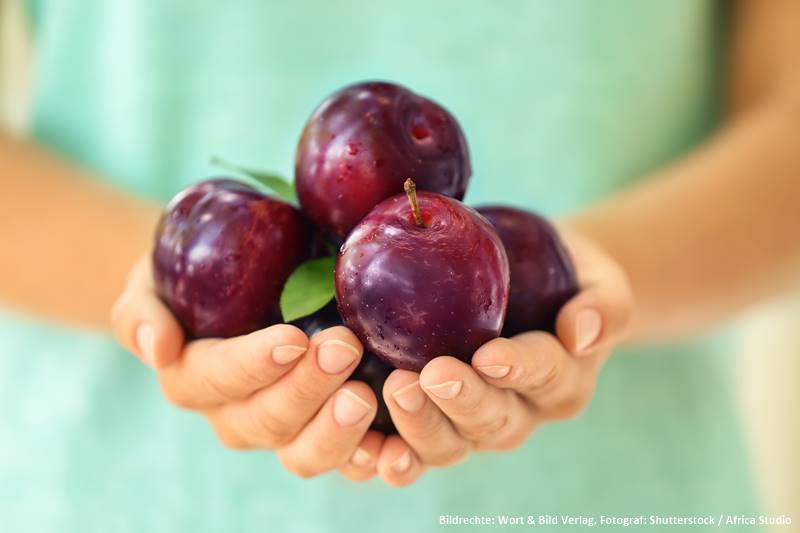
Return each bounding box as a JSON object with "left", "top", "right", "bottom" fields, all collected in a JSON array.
[
  {"left": 343, "top": 226, "right": 635, "bottom": 487},
  {"left": 111, "top": 256, "right": 382, "bottom": 479}
]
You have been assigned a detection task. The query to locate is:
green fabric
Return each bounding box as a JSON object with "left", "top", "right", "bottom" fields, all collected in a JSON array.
[{"left": 3, "top": 0, "right": 759, "bottom": 531}]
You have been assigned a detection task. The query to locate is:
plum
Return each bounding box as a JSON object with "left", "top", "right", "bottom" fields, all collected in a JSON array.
[
  {"left": 153, "top": 179, "right": 311, "bottom": 338},
  {"left": 336, "top": 181, "right": 509, "bottom": 372},
  {"left": 295, "top": 81, "right": 471, "bottom": 240},
  {"left": 477, "top": 206, "right": 578, "bottom": 335}
]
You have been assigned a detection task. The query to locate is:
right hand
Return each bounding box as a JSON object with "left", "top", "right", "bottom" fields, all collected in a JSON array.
[{"left": 110, "top": 256, "right": 386, "bottom": 479}]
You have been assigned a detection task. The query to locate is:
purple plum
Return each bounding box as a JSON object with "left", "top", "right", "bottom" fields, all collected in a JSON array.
[{"left": 153, "top": 179, "right": 310, "bottom": 338}]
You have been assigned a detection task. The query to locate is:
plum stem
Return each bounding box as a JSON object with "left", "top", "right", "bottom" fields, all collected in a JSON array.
[{"left": 404, "top": 179, "right": 425, "bottom": 228}]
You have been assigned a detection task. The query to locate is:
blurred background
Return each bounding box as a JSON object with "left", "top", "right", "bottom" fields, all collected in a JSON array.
[{"left": 1, "top": 0, "right": 798, "bottom": 530}]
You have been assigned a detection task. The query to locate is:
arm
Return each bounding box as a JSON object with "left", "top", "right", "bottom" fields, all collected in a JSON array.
[
  {"left": 568, "top": 0, "right": 800, "bottom": 342},
  {"left": 0, "top": 131, "right": 160, "bottom": 328}
]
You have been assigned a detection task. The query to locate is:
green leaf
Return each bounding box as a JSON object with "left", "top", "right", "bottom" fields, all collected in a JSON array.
[
  {"left": 210, "top": 156, "right": 298, "bottom": 204},
  {"left": 280, "top": 256, "right": 336, "bottom": 322}
]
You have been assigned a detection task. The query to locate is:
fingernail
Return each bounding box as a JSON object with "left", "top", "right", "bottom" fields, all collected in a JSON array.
[
  {"left": 575, "top": 309, "right": 602, "bottom": 354},
  {"left": 392, "top": 381, "right": 426, "bottom": 412},
  {"left": 272, "top": 345, "right": 306, "bottom": 365},
  {"left": 135, "top": 324, "right": 156, "bottom": 366},
  {"left": 333, "top": 389, "right": 371, "bottom": 427},
  {"left": 424, "top": 380, "right": 463, "bottom": 400},
  {"left": 351, "top": 447, "right": 373, "bottom": 467},
  {"left": 391, "top": 450, "right": 412, "bottom": 473},
  {"left": 317, "top": 339, "right": 360, "bottom": 374},
  {"left": 476, "top": 365, "right": 511, "bottom": 379}
]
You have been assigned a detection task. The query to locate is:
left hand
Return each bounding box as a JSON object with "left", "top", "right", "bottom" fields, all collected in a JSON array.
[{"left": 338, "top": 226, "right": 635, "bottom": 486}]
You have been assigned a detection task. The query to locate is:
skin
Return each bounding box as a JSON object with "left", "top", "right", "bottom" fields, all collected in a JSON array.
[
  {"left": 0, "top": 131, "right": 159, "bottom": 327},
  {"left": 109, "top": 227, "right": 629, "bottom": 485},
  {"left": 2, "top": 0, "right": 799, "bottom": 486}
]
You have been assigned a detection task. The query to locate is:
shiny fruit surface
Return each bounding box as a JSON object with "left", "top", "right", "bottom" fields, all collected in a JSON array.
[
  {"left": 336, "top": 191, "right": 509, "bottom": 372},
  {"left": 153, "top": 179, "right": 310, "bottom": 338},
  {"left": 477, "top": 206, "right": 578, "bottom": 336},
  {"left": 296, "top": 81, "right": 471, "bottom": 240}
]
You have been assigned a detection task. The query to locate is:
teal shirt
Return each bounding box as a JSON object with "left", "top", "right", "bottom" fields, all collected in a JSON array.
[{"left": 3, "top": 1, "right": 758, "bottom": 531}]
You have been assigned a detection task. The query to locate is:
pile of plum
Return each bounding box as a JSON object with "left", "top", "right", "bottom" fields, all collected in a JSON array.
[{"left": 152, "top": 81, "right": 578, "bottom": 434}]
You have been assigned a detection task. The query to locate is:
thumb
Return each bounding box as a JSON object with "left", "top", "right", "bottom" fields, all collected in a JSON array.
[
  {"left": 555, "top": 277, "right": 634, "bottom": 357},
  {"left": 110, "top": 256, "right": 185, "bottom": 369}
]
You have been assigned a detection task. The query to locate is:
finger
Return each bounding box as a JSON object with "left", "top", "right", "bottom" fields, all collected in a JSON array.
[
  {"left": 214, "top": 326, "right": 363, "bottom": 448},
  {"left": 340, "top": 431, "right": 385, "bottom": 482},
  {"left": 472, "top": 334, "right": 596, "bottom": 420},
  {"left": 376, "top": 435, "right": 426, "bottom": 488},
  {"left": 556, "top": 274, "right": 634, "bottom": 357},
  {"left": 110, "top": 257, "right": 183, "bottom": 369},
  {"left": 277, "top": 382, "right": 376, "bottom": 479},
  {"left": 418, "top": 357, "right": 533, "bottom": 450},
  {"left": 383, "top": 369, "right": 472, "bottom": 465},
  {"left": 157, "top": 324, "right": 309, "bottom": 409}
]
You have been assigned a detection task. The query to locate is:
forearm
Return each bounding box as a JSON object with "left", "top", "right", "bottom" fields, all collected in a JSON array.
[
  {"left": 0, "top": 131, "right": 160, "bottom": 329},
  {"left": 568, "top": 96, "right": 800, "bottom": 342}
]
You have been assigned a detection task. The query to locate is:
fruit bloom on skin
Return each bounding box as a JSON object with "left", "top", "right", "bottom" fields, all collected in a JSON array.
[
  {"left": 335, "top": 189, "right": 509, "bottom": 372},
  {"left": 295, "top": 81, "right": 471, "bottom": 240},
  {"left": 294, "top": 303, "right": 397, "bottom": 435},
  {"left": 153, "top": 179, "right": 310, "bottom": 338},
  {"left": 477, "top": 206, "right": 579, "bottom": 336}
]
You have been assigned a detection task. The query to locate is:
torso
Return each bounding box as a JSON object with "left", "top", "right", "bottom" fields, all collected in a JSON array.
[{"left": 1, "top": 1, "right": 758, "bottom": 531}]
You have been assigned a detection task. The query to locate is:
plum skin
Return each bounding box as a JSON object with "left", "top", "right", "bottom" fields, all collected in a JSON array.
[
  {"left": 477, "top": 206, "right": 579, "bottom": 336},
  {"left": 293, "top": 303, "right": 397, "bottom": 435},
  {"left": 336, "top": 192, "right": 509, "bottom": 372},
  {"left": 153, "top": 179, "right": 310, "bottom": 338},
  {"left": 295, "top": 81, "right": 471, "bottom": 240}
]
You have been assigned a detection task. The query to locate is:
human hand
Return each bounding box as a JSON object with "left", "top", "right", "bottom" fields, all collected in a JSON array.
[
  {"left": 341, "top": 227, "right": 635, "bottom": 486},
  {"left": 111, "top": 256, "right": 382, "bottom": 478}
]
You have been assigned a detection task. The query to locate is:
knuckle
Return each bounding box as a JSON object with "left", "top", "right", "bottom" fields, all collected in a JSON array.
[
  {"left": 457, "top": 415, "right": 509, "bottom": 442},
  {"left": 290, "top": 376, "right": 326, "bottom": 405},
  {"left": 550, "top": 396, "right": 588, "bottom": 420},
  {"left": 245, "top": 407, "right": 296, "bottom": 448},
  {"left": 340, "top": 468, "right": 373, "bottom": 483},
  {"left": 452, "top": 389, "right": 484, "bottom": 418},
  {"left": 278, "top": 453, "right": 319, "bottom": 480},
  {"left": 426, "top": 443, "right": 471, "bottom": 467},
  {"left": 310, "top": 435, "right": 346, "bottom": 463},
  {"left": 159, "top": 381, "right": 195, "bottom": 410},
  {"left": 523, "top": 357, "right": 563, "bottom": 394},
  {"left": 201, "top": 371, "right": 238, "bottom": 403},
  {"left": 407, "top": 412, "right": 449, "bottom": 442},
  {"left": 213, "top": 428, "right": 249, "bottom": 450},
  {"left": 212, "top": 340, "right": 266, "bottom": 391},
  {"left": 549, "top": 380, "right": 596, "bottom": 421},
  {"left": 490, "top": 430, "right": 531, "bottom": 451},
  {"left": 239, "top": 352, "right": 272, "bottom": 385},
  {"left": 219, "top": 437, "right": 248, "bottom": 451},
  {"left": 384, "top": 472, "right": 420, "bottom": 488}
]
